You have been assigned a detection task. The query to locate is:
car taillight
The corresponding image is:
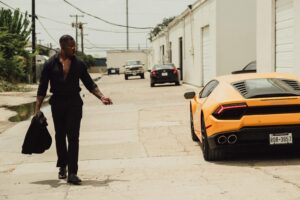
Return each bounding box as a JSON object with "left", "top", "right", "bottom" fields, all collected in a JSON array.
[
  {"left": 213, "top": 103, "right": 247, "bottom": 120},
  {"left": 172, "top": 67, "right": 178, "bottom": 74},
  {"left": 151, "top": 70, "right": 157, "bottom": 76}
]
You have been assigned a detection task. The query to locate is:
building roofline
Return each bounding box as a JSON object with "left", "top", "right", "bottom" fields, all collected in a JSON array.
[{"left": 152, "top": 0, "right": 207, "bottom": 41}]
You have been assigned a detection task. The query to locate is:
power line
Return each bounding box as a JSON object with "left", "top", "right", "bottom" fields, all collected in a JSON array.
[
  {"left": 0, "top": 1, "right": 59, "bottom": 46},
  {"left": 37, "top": 18, "right": 59, "bottom": 45},
  {"left": 62, "top": 0, "right": 153, "bottom": 30},
  {"left": 85, "top": 27, "right": 148, "bottom": 34},
  {"left": 0, "top": 0, "right": 14, "bottom": 9},
  {"left": 0, "top": 1, "right": 151, "bottom": 34}
]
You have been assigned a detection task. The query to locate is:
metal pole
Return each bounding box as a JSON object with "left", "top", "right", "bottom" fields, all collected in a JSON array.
[
  {"left": 80, "top": 23, "right": 84, "bottom": 54},
  {"left": 32, "top": 0, "right": 36, "bottom": 83},
  {"left": 70, "top": 15, "right": 84, "bottom": 50},
  {"left": 75, "top": 15, "right": 78, "bottom": 50},
  {"left": 126, "top": 0, "right": 129, "bottom": 50}
]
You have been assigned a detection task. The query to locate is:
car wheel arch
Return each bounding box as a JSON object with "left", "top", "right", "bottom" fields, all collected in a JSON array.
[{"left": 190, "top": 103, "right": 199, "bottom": 142}]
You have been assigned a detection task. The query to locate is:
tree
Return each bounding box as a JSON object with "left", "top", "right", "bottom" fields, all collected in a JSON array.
[
  {"left": 148, "top": 16, "right": 175, "bottom": 42},
  {"left": 76, "top": 51, "right": 95, "bottom": 68},
  {"left": 0, "top": 8, "right": 31, "bottom": 82}
]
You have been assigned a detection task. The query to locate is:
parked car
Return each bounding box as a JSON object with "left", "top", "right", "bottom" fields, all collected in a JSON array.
[
  {"left": 184, "top": 72, "right": 300, "bottom": 161},
  {"left": 232, "top": 61, "right": 256, "bottom": 74},
  {"left": 107, "top": 67, "right": 119, "bottom": 75},
  {"left": 124, "top": 60, "right": 145, "bottom": 80},
  {"left": 149, "top": 64, "right": 180, "bottom": 87}
]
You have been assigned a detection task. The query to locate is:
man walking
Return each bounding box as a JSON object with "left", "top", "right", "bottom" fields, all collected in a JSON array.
[{"left": 35, "top": 35, "right": 112, "bottom": 185}]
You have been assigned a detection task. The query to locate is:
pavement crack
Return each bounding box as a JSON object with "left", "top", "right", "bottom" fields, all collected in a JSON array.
[
  {"left": 64, "top": 186, "right": 71, "bottom": 200},
  {"left": 137, "top": 108, "right": 150, "bottom": 157},
  {"left": 167, "top": 126, "right": 188, "bottom": 154},
  {"left": 253, "top": 167, "right": 300, "bottom": 189}
]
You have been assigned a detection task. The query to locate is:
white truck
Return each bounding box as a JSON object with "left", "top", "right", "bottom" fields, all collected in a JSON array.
[
  {"left": 106, "top": 50, "right": 148, "bottom": 75},
  {"left": 124, "top": 60, "right": 145, "bottom": 80}
]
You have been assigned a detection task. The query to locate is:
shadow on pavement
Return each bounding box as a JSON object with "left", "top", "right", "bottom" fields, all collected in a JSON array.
[
  {"left": 213, "top": 150, "right": 300, "bottom": 167},
  {"left": 31, "top": 178, "right": 128, "bottom": 188}
]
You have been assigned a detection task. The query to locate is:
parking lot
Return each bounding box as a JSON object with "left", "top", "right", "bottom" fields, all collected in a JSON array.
[{"left": 1, "top": 73, "right": 300, "bottom": 200}]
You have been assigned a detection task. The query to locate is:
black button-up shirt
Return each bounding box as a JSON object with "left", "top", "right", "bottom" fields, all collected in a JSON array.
[{"left": 37, "top": 54, "right": 97, "bottom": 98}]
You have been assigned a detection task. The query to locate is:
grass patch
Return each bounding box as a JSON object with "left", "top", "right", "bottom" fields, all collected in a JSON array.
[{"left": 0, "top": 80, "right": 33, "bottom": 92}]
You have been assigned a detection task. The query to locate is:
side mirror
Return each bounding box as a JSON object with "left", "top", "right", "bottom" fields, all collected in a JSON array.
[{"left": 184, "top": 91, "right": 196, "bottom": 99}]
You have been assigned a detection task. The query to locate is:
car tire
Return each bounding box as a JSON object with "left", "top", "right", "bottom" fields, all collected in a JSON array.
[
  {"left": 190, "top": 104, "right": 199, "bottom": 142},
  {"left": 175, "top": 81, "right": 180, "bottom": 86},
  {"left": 150, "top": 83, "right": 155, "bottom": 87},
  {"left": 141, "top": 74, "right": 145, "bottom": 79},
  {"left": 125, "top": 75, "right": 128, "bottom": 80},
  {"left": 201, "top": 114, "right": 224, "bottom": 161}
]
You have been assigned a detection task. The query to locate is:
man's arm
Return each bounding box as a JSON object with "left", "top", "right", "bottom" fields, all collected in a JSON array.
[
  {"left": 34, "top": 96, "right": 45, "bottom": 115},
  {"left": 91, "top": 87, "right": 112, "bottom": 105},
  {"left": 80, "top": 62, "right": 112, "bottom": 105},
  {"left": 34, "top": 61, "right": 50, "bottom": 115}
]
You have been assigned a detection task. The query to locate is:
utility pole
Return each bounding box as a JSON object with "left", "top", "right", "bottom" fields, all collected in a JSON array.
[
  {"left": 126, "top": 0, "right": 129, "bottom": 50},
  {"left": 78, "top": 23, "right": 86, "bottom": 54},
  {"left": 70, "top": 14, "right": 84, "bottom": 50},
  {"left": 31, "top": 0, "right": 36, "bottom": 83}
]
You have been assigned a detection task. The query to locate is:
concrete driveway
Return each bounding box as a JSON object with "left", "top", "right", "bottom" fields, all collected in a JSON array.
[{"left": 1, "top": 73, "right": 300, "bottom": 200}]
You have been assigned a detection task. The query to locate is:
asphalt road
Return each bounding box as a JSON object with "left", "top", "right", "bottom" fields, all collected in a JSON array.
[{"left": 1, "top": 73, "right": 300, "bottom": 200}]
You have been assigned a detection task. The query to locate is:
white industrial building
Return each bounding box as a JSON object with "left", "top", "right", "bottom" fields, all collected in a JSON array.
[
  {"left": 107, "top": 50, "right": 149, "bottom": 73},
  {"left": 149, "top": 0, "right": 256, "bottom": 87},
  {"left": 257, "top": 0, "right": 300, "bottom": 74}
]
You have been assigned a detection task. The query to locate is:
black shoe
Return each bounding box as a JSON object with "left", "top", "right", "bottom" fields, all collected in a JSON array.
[
  {"left": 67, "top": 174, "right": 82, "bottom": 185},
  {"left": 58, "top": 167, "right": 67, "bottom": 179}
]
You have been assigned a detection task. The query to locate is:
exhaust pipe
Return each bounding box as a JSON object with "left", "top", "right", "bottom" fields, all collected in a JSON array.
[
  {"left": 228, "top": 134, "right": 237, "bottom": 144},
  {"left": 217, "top": 135, "right": 227, "bottom": 144}
]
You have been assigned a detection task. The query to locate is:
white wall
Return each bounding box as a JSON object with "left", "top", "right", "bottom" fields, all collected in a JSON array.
[
  {"left": 150, "top": 34, "right": 167, "bottom": 68},
  {"left": 256, "top": 0, "right": 275, "bottom": 73},
  {"left": 107, "top": 50, "right": 148, "bottom": 72},
  {"left": 177, "top": 0, "right": 217, "bottom": 87},
  {"left": 257, "top": 0, "right": 300, "bottom": 75},
  {"left": 293, "top": 0, "right": 300, "bottom": 75},
  {"left": 217, "top": 0, "right": 256, "bottom": 76},
  {"left": 189, "top": 0, "right": 217, "bottom": 86},
  {"left": 169, "top": 21, "right": 184, "bottom": 68}
]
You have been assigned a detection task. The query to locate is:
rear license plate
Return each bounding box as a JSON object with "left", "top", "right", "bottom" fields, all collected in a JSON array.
[
  {"left": 111, "top": 69, "right": 115, "bottom": 73},
  {"left": 162, "top": 72, "right": 168, "bottom": 76},
  {"left": 132, "top": 72, "right": 136, "bottom": 75},
  {"left": 269, "top": 133, "right": 293, "bottom": 145}
]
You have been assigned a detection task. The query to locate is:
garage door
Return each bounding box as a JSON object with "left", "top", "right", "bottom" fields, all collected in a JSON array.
[
  {"left": 275, "top": 0, "right": 294, "bottom": 73},
  {"left": 202, "top": 26, "right": 213, "bottom": 86}
]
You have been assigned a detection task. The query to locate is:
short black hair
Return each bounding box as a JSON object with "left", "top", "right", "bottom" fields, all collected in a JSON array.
[{"left": 59, "top": 35, "right": 74, "bottom": 47}]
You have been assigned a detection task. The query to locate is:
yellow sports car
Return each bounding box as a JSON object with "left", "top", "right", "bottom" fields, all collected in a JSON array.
[{"left": 184, "top": 73, "right": 300, "bottom": 161}]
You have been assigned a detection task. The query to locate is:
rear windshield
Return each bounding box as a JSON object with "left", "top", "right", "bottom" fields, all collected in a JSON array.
[
  {"left": 127, "top": 61, "right": 141, "bottom": 65},
  {"left": 153, "top": 64, "right": 175, "bottom": 70},
  {"left": 232, "top": 78, "right": 300, "bottom": 98}
]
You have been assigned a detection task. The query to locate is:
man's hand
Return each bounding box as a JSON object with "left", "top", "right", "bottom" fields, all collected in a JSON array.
[
  {"left": 100, "top": 96, "right": 113, "bottom": 105},
  {"left": 34, "top": 110, "right": 42, "bottom": 117}
]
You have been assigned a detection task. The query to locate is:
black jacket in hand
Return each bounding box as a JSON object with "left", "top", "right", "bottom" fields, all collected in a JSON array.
[{"left": 22, "top": 112, "right": 52, "bottom": 154}]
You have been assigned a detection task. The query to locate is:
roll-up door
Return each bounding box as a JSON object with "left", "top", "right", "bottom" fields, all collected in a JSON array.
[
  {"left": 275, "top": 0, "right": 294, "bottom": 72},
  {"left": 202, "top": 26, "right": 213, "bottom": 86}
]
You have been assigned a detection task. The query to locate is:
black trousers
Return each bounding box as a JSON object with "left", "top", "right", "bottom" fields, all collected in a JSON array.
[{"left": 51, "top": 103, "right": 82, "bottom": 174}]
